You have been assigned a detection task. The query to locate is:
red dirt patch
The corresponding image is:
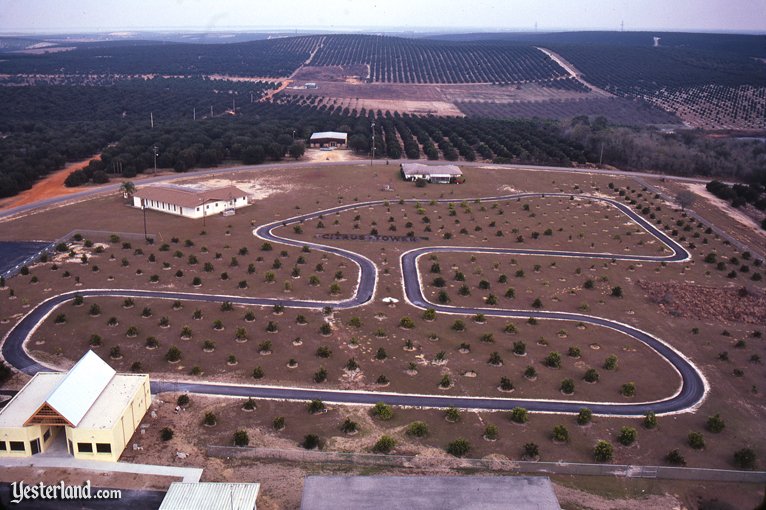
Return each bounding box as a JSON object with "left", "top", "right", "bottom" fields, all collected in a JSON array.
[{"left": 638, "top": 280, "right": 766, "bottom": 324}]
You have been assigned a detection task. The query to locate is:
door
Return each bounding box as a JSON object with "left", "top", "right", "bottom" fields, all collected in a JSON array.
[{"left": 30, "top": 438, "right": 40, "bottom": 455}]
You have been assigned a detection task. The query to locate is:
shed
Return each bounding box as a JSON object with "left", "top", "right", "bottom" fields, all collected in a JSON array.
[
  {"left": 300, "top": 476, "right": 561, "bottom": 510},
  {"left": 309, "top": 131, "right": 348, "bottom": 148},
  {"left": 159, "top": 482, "right": 260, "bottom": 510}
]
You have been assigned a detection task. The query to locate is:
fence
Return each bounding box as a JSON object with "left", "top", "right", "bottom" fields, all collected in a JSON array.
[
  {"left": 1, "top": 229, "right": 155, "bottom": 279},
  {"left": 207, "top": 445, "right": 766, "bottom": 483}
]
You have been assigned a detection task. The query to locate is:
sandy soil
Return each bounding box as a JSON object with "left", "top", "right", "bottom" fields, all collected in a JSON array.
[
  {"left": 0, "top": 154, "right": 102, "bottom": 210},
  {"left": 682, "top": 183, "right": 764, "bottom": 234},
  {"left": 172, "top": 173, "right": 296, "bottom": 201},
  {"left": 303, "top": 148, "right": 360, "bottom": 163}
]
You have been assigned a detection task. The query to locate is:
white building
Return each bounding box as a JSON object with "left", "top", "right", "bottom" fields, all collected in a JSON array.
[
  {"left": 400, "top": 163, "right": 463, "bottom": 184},
  {"left": 132, "top": 185, "right": 250, "bottom": 219},
  {"left": 309, "top": 132, "right": 348, "bottom": 148},
  {"left": 160, "top": 482, "right": 260, "bottom": 510}
]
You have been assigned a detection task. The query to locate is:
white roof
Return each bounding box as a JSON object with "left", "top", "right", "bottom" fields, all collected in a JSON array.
[
  {"left": 0, "top": 373, "right": 64, "bottom": 428},
  {"left": 160, "top": 483, "right": 260, "bottom": 510},
  {"left": 310, "top": 131, "right": 348, "bottom": 141},
  {"left": 45, "top": 350, "right": 116, "bottom": 426},
  {"left": 401, "top": 163, "right": 462, "bottom": 176}
]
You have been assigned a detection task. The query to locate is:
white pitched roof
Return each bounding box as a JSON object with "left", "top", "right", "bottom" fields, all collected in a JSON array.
[
  {"left": 401, "top": 163, "right": 463, "bottom": 177},
  {"left": 160, "top": 483, "right": 260, "bottom": 510},
  {"left": 45, "top": 350, "right": 115, "bottom": 427},
  {"left": 310, "top": 131, "right": 348, "bottom": 141}
]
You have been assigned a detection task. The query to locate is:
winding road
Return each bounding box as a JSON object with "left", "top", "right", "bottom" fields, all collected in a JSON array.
[{"left": 2, "top": 192, "right": 707, "bottom": 416}]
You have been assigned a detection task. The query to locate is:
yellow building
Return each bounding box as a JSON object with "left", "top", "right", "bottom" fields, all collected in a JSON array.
[{"left": 0, "top": 350, "right": 150, "bottom": 462}]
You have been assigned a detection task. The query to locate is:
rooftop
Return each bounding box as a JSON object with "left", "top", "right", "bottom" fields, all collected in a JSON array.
[
  {"left": 0, "top": 351, "right": 148, "bottom": 430},
  {"left": 159, "top": 482, "right": 261, "bottom": 510},
  {"left": 300, "top": 476, "right": 561, "bottom": 510},
  {"left": 310, "top": 131, "right": 348, "bottom": 140},
  {"left": 401, "top": 163, "right": 462, "bottom": 176},
  {"left": 134, "top": 185, "right": 248, "bottom": 209}
]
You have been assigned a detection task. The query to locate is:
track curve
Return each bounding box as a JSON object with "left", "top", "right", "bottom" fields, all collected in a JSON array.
[{"left": 2, "top": 193, "right": 707, "bottom": 415}]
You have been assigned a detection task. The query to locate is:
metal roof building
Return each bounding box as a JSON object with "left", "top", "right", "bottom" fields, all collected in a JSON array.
[
  {"left": 309, "top": 131, "right": 348, "bottom": 148},
  {"left": 300, "top": 476, "right": 561, "bottom": 510},
  {"left": 0, "top": 351, "right": 150, "bottom": 462},
  {"left": 159, "top": 482, "right": 261, "bottom": 510},
  {"left": 132, "top": 184, "right": 250, "bottom": 219},
  {"left": 400, "top": 163, "right": 463, "bottom": 183}
]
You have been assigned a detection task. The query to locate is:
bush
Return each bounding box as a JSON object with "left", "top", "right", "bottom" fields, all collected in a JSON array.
[
  {"left": 160, "top": 427, "right": 174, "bottom": 441},
  {"left": 372, "top": 435, "right": 396, "bottom": 453},
  {"left": 445, "top": 407, "right": 460, "bottom": 422},
  {"left": 577, "top": 408, "right": 592, "bottom": 425},
  {"left": 604, "top": 355, "right": 618, "bottom": 370},
  {"left": 706, "top": 413, "right": 726, "bottom": 433},
  {"left": 611, "top": 286, "right": 623, "bottom": 297},
  {"left": 302, "top": 434, "right": 321, "bottom": 450},
  {"left": 165, "top": 346, "right": 182, "bottom": 362},
  {"left": 510, "top": 407, "right": 528, "bottom": 424},
  {"left": 372, "top": 402, "right": 393, "bottom": 420},
  {"left": 407, "top": 421, "right": 429, "bottom": 437},
  {"left": 593, "top": 440, "right": 614, "bottom": 462},
  {"left": 273, "top": 416, "right": 285, "bottom": 430},
  {"left": 617, "top": 427, "right": 637, "bottom": 446},
  {"left": 734, "top": 448, "right": 756, "bottom": 469},
  {"left": 644, "top": 411, "right": 657, "bottom": 429},
  {"left": 252, "top": 366, "right": 264, "bottom": 379},
  {"left": 553, "top": 425, "right": 569, "bottom": 442},
  {"left": 399, "top": 317, "right": 415, "bottom": 329},
  {"left": 666, "top": 449, "right": 686, "bottom": 466},
  {"left": 688, "top": 431, "right": 705, "bottom": 449},
  {"left": 203, "top": 412, "right": 217, "bottom": 426},
  {"left": 307, "top": 399, "right": 325, "bottom": 414},
  {"left": 523, "top": 442, "right": 540, "bottom": 459},
  {"left": 341, "top": 418, "right": 358, "bottom": 434},
  {"left": 484, "top": 424, "right": 499, "bottom": 440},
  {"left": 560, "top": 378, "right": 575, "bottom": 394},
  {"left": 243, "top": 397, "right": 257, "bottom": 411},
  {"left": 584, "top": 368, "right": 599, "bottom": 383},
  {"left": 620, "top": 382, "right": 636, "bottom": 397},
  {"left": 544, "top": 352, "right": 562, "bottom": 368},
  {"left": 233, "top": 430, "right": 249, "bottom": 447},
  {"left": 446, "top": 438, "right": 471, "bottom": 457}
]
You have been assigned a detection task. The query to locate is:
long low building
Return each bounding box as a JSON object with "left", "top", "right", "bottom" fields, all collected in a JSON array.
[
  {"left": 0, "top": 351, "right": 150, "bottom": 462},
  {"left": 400, "top": 163, "right": 463, "bottom": 184},
  {"left": 309, "top": 131, "right": 348, "bottom": 148},
  {"left": 132, "top": 184, "right": 250, "bottom": 219}
]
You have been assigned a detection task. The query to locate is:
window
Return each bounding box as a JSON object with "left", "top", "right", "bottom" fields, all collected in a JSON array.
[
  {"left": 0, "top": 441, "right": 6, "bottom": 451},
  {"left": 9, "top": 441, "right": 25, "bottom": 451},
  {"left": 96, "top": 443, "right": 112, "bottom": 454},
  {"left": 77, "top": 442, "right": 93, "bottom": 453},
  {"left": 43, "top": 429, "right": 51, "bottom": 442}
]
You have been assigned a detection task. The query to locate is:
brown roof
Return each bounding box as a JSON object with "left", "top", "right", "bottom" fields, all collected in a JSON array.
[{"left": 134, "top": 185, "right": 247, "bottom": 208}]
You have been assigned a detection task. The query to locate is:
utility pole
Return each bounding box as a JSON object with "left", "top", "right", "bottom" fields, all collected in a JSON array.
[
  {"left": 250, "top": 91, "right": 254, "bottom": 103},
  {"left": 232, "top": 98, "right": 236, "bottom": 113},
  {"left": 292, "top": 129, "right": 296, "bottom": 142},
  {"left": 152, "top": 145, "right": 159, "bottom": 175},
  {"left": 150, "top": 112, "right": 154, "bottom": 129},
  {"left": 599, "top": 142, "right": 605, "bottom": 167},
  {"left": 193, "top": 107, "right": 196, "bottom": 121},
  {"left": 370, "top": 121, "right": 376, "bottom": 166},
  {"left": 210, "top": 105, "right": 213, "bottom": 117}
]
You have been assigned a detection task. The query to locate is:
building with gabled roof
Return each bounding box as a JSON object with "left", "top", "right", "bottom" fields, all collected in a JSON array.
[
  {"left": 400, "top": 163, "right": 463, "bottom": 184},
  {"left": 133, "top": 184, "right": 250, "bottom": 219},
  {"left": 0, "top": 351, "right": 150, "bottom": 462},
  {"left": 309, "top": 131, "right": 348, "bottom": 148}
]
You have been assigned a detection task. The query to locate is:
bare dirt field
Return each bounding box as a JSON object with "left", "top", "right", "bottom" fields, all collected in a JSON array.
[{"left": 1, "top": 164, "right": 765, "bottom": 509}]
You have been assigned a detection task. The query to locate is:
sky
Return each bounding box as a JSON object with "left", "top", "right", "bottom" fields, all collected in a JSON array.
[{"left": 1, "top": 0, "right": 765, "bottom": 34}]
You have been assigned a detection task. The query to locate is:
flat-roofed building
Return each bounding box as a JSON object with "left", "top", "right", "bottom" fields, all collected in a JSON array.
[
  {"left": 400, "top": 163, "right": 463, "bottom": 184},
  {"left": 132, "top": 184, "right": 249, "bottom": 219},
  {"left": 0, "top": 351, "right": 150, "bottom": 462},
  {"left": 309, "top": 131, "right": 348, "bottom": 148},
  {"left": 300, "top": 476, "right": 561, "bottom": 510},
  {"left": 159, "top": 482, "right": 261, "bottom": 510}
]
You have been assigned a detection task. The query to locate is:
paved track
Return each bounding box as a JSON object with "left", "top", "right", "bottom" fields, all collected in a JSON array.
[{"left": 2, "top": 193, "right": 707, "bottom": 416}]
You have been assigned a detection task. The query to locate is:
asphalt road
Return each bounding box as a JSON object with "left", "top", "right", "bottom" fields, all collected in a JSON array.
[{"left": 2, "top": 193, "right": 706, "bottom": 416}]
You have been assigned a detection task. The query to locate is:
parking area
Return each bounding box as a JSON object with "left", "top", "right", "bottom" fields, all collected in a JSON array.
[{"left": 0, "top": 241, "right": 51, "bottom": 278}]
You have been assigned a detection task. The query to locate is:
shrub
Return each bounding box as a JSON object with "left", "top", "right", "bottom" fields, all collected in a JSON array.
[
  {"left": 688, "top": 431, "right": 705, "bottom": 449},
  {"left": 524, "top": 366, "right": 537, "bottom": 379},
  {"left": 544, "top": 352, "right": 562, "bottom": 368},
  {"left": 109, "top": 346, "right": 122, "bottom": 359},
  {"left": 243, "top": 397, "right": 257, "bottom": 410},
  {"left": 584, "top": 368, "right": 599, "bottom": 383},
  {"left": 611, "top": 286, "right": 623, "bottom": 297},
  {"left": 407, "top": 421, "right": 429, "bottom": 437},
  {"left": 439, "top": 374, "right": 452, "bottom": 388},
  {"left": 165, "top": 346, "right": 182, "bottom": 362},
  {"left": 488, "top": 352, "right": 503, "bottom": 366},
  {"left": 203, "top": 412, "right": 217, "bottom": 426},
  {"left": 706, "top": 414, "right": 726, "bottom": 433},
  {"left": 372, "top": 402, "right": 393, "bottom": 420},
  {"left": 523, "top": 442, "right": 539, "bottom": 459},
  {"left": 666, "top": 449, "right": 687, "bottom": 466},
  {"left": 423, "top": 308, "right": 436, "bottom": 321},
  {"left": 577, "top": 408, "right": 592, "bottom": 425},
  {"left": 593, "top": 440, "right": 614, "bottom": 462},
  {"left": 446, "top": 438, "right": 470, "bottom": 457},
  {"left": 451, "top": 320, "right": 465, "bottom": 331},
  {"left": 644, "top": 411, "right": 658, "bottom": 429},
  {"left": 553, "top": 425, "right": 569, "bottom": 442},
  {"left": 512, "top": 341, "right": 526, "bottom": 355},
  {"left": 307, "top": 400, "right": 325, "bottom": 414},
  {"left": 302, "top": 434, "right": 321, "bottom": 450},
  {"left": 252, "top": 366, "right": 264, "bottom": 379},
  {"left": 560, "top": 378, "right": 575, "bottom": 394},
  {"left": 445, "top": 407, "right": 460, "bottom": 422},
  {"left": 499, "top": 377, "right": 514, "bottom": 391},
  {"left": 510, "top": 407, "right": 528, "bottom": 424},
  {"left": 604, "top": 355, "right": 618, "bottom": 370},
  {"left": 618, "top": 427, "right": 637, "bottom": 446},
  {"left": 734, "top": 448, "right": 756, "bottom": 469},
  {"left": 160, "top": 427, "right": 174, "bottom": 441},
  {"left": 272, "top": 416, "right": 285, "bottom": 430},
  {"left": 372, "top": 435, "right": 396, "bottom": 453},
  {"left": 620, "top": 382, "right": 636, "bottom": 397},
  {"left": 313, "top": 368, "right": 328, "bottom": 383},
  {"left": 233, "top": 430, "right": 249, "bottom": 447}
]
